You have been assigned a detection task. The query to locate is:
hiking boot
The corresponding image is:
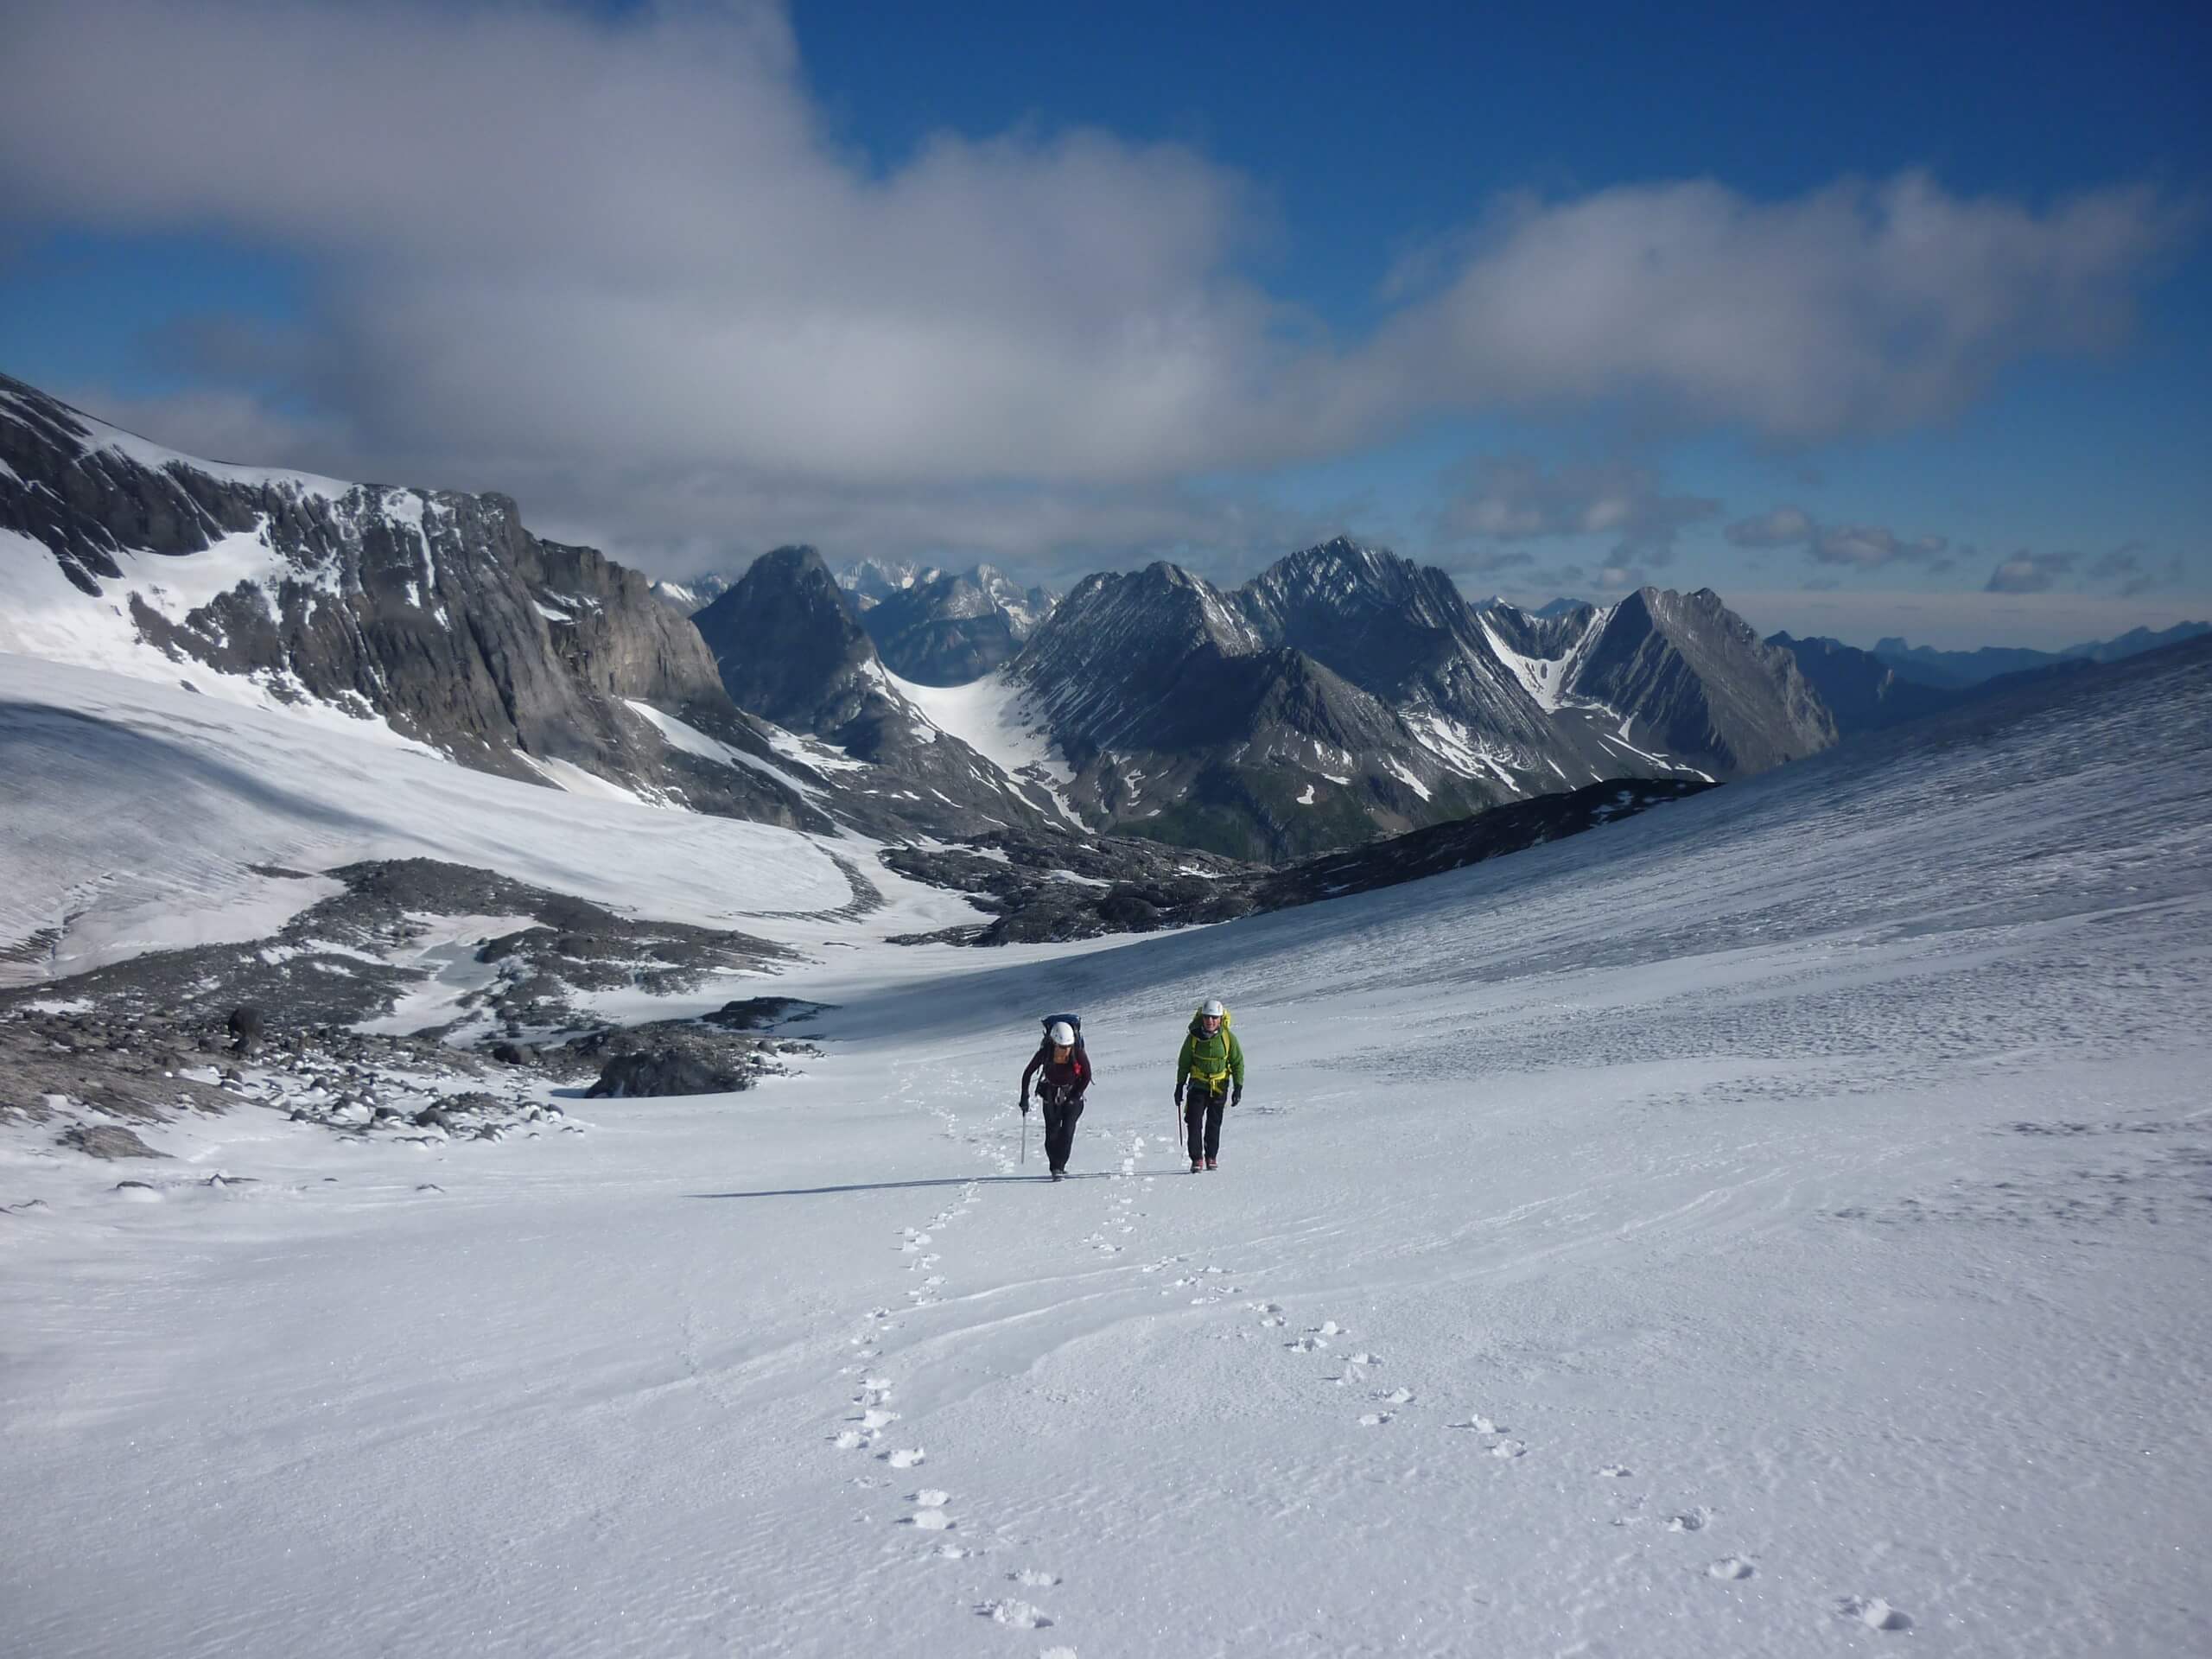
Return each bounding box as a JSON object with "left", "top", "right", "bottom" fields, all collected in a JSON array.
[
  {"left": 1190, "top": 1160, "right": 1203, "bottom": 1173},
  {"left": 1205, "top": 1158, "right": 1217, "bottom": 1170}
]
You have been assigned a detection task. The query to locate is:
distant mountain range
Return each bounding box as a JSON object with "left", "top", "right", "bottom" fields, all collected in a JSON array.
[
  {"left": 1764, "top": 632, "right": 1967, "bottom": 735},
  {"left": 1869, "top": 624, "right": 2209, "bottom": 689},
  {"left": 6, "top": 365, "right": 2191, "bottom": 879},
  {"left": 655, "top": 556, "right": 1058, "bottom": 687},
  {"left": 690, "top": 546, "right": 1068, "bottom": 837},
  {"left": 842, "top": 561, "right": 1057, "bottom": 685},
  {"left": 1765, "top": 622, "right": 2210, "bottom": 740},
  {"left": 957, "top": 541, "right": 1831, "bottom": 861}
]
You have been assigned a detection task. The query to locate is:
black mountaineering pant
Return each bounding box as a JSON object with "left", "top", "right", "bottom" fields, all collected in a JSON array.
[
  {"left": 1185, "top": 1085, "right": 1226, "bottom": 1163},
  {"left": 1042, "top": 1090, "right": 1084, "bottom": 1173}
]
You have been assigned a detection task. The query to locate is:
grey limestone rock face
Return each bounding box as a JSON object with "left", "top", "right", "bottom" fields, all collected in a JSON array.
[
  {"left": 694, "top": 546, "right": 1065, "bottom": 839},
  {"left": 1768, "top": 632, "right": 1963, "bottom": 736},
  {"left": 0, "top": 373, "right": 828, "bottom": 832},
  {"left": 995, "top": 543, "right": 1749, "bottom": 861},
  {"left": 60, "top": 1124, "right": 169, "bottom": 1160},
  {"left": 695, "top": 546, "right": 877, "bottom": 734},
  {"left": 1571, "top": 588, "right": 1837, "bottom": 776}
]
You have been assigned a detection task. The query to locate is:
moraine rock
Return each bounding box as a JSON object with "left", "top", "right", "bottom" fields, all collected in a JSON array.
[{"left": 60, "top": 1123, "right": 168, "bottom": 1160}]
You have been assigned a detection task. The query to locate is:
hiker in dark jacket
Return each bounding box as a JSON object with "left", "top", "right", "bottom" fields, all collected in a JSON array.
[
  {"left": 1173, "top": 997, "right": 1244, "bottom": 1172},
  {"left": 1020, "top": 1020, "right": 1092, "bottom": 1179}
]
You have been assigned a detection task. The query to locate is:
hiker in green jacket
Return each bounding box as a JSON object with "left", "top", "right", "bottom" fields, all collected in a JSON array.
[{"left": 1173, "top": 997, "right": 1244, "bottom": 1172}]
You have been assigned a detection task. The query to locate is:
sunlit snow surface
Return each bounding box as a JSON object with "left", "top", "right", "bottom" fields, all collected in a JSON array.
[
  {"left": 886, "top": 666, "right": 1089, "bottom": 827},
  {"left": 3, "top": 645, "right": 2209, "bottom": 1657},
  {"left": 0, "top": 655, "right": 984, "bottom": 979}
]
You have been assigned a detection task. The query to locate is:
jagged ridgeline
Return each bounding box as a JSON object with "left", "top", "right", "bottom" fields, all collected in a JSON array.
[
  {"left": 0, "top": 375, "right": 1063, "bottom": 843},
  {"left": 2, "top": 368, "right": 1841, "bottom": 865},
  {"left": 0, "top": 372, "right": 830, "bottom": 829},
  {"left": 979, "top": 541, "right": 1835, "bottom": 861},
  {"left": 844, "top": 563, "right": 1058, "bottom": 686}
]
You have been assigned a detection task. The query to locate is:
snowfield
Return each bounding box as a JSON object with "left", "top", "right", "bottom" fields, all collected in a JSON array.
[
  {"left": 0, "top": 655, "right": 987, "bottom": 982},
  {"left": 3, "top": 642, "right": 2209, "bottom": 1657}
]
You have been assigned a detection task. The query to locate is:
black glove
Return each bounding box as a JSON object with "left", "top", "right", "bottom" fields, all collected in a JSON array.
[
  {"left": 1231, "top": 1088, "right": 1243, "bottom": 1107},
  {"left": 1173, "top": 1085, "right": 1185, "bottom": 1107},
  {"left": 1019, "top": 1096, "right": 1030, "bottom": 1115}
]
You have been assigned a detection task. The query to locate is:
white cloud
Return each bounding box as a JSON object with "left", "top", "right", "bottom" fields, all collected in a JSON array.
[
  {"left": 1436, "top": 456, "right": 1716, "bottom": 566},
  {"left": 1984, "top": 550, "right": 2076, "bottom": 594},
  {"left": 1724, "top": 506, "right": 1816, "bottom": 548},
  {"left": 2082, "top": 542, "right": 2177, "bottom": 597},
  {"left": 0, "top": 1, "right": 2192, "bottom": 565},
  {"left": 1355, "top": 175, "right": 2190, "bottom": 442},
  {"left": 1726, "top": 505, "right": 1951, "bottom": 571},
  {"left": 1811, "top": 525, "right": 1951, "bottom": 569}
]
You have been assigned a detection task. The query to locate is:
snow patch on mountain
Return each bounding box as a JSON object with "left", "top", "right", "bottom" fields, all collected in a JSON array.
[
  {"left": 621, "top": 700, "right": 830, "bottom": 802},
  {"left": 1381, "top": 754, "right": 1433, "bottom": 802},
  {"left": 1476, "top": 603, "right": 1614, "bottom": 716},
  {"left": 887, "top": 668, "right": 1087, "bottom": 829},
  {"left": 515, "top": 752, "right": 661, "bottom": 806},
  {"left": 753, "top": 721, "right": 869, "bottom": 777},
  {"left": 0, "top": 529, "right": 431, "bottom": 747},
  {"left": 1408, "top": 709, "right": 1525, "bottom": 793}
]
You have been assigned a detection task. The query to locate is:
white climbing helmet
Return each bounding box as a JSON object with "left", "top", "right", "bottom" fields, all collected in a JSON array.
[
  {"left": 1200, "top": 998, "right": 1225, "bottom": 1019},
  {"left": 1048, "top": 1020, "right": 1075, "bottom": 1046}
]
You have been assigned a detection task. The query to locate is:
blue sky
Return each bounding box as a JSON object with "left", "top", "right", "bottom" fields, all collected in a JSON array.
[{"left": 3, "top": 0, "right": 2205, "bottom": 646}]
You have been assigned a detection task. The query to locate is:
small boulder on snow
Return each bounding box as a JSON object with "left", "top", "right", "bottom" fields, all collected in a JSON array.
[
  {"left": 226, "top": 1006, "right": 265, "bottom": 1054},
  {"left": 61, "top": 1124, "right": 168, "bottom": 1160}
]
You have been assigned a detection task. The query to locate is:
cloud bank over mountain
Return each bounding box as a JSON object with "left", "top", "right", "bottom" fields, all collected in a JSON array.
[{"left": 1, "top": 0, "right": 2191, "bottom": 582}]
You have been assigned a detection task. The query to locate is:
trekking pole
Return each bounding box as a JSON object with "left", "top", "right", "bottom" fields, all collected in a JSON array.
[{"left": 1020, "top": 1103, "right": 1027, "bottom": 1166}]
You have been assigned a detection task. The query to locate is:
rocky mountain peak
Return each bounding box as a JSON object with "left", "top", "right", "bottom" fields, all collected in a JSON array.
[
  {"left": 1247, "top": 538, "right": 1423, "bottom": 616},
  {"left": 842, "top": 559, "right": 1060, "bottom": 685},
  {"left": 692, "top": 545, "right": 873, "bottom": 734},
  {"left": 0, "top": 372, "right": 828, "bottom": 830},
  {"left": 1575, "top": 585, "right": 1836, "bottom": 774},
  {"left": 841, "top": 556, "right": 940, "bottom": 607}
]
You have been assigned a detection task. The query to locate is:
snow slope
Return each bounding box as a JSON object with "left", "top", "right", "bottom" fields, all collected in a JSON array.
[
  {"left": 0, "top": 654, "right": 982, "bottom": 981},
  {"left": 887, "top": 666, "right": 1088, "bottom": 828},
  {"left": 0, "top": 524, "right": 417, "bottom": 740},
  {"left": 3, "top": 643, "right": 2209, "bottom": 1656}
]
